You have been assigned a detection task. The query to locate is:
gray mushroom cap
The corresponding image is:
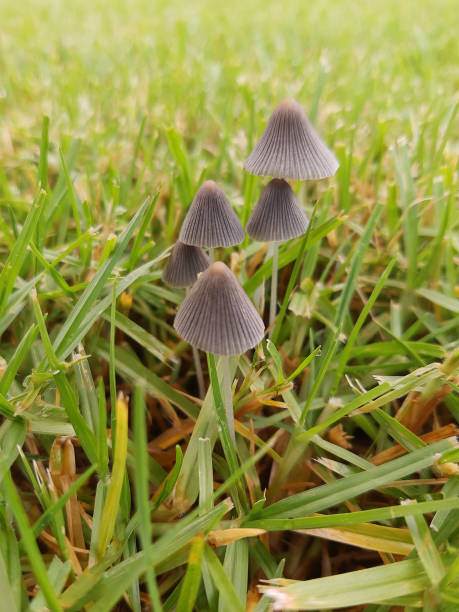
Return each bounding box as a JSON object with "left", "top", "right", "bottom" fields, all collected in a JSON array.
[
  {"left": 244, "top": 98, "right": 339, "bottom": 180},
  {"left": 179, "top": 180, "right": 245, "bottom": 248},
  {"left": 174, "top": 262, "right": 265, "bottom": 355},
  {"left": 246, "top": 179, "right": 309, "bottom": 242},
  {"left": 162, "top": 241, "right": 210, "bottom": 288}
]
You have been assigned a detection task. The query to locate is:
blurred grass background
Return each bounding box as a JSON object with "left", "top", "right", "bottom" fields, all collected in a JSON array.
[{"left": 1, "top": 0, "right": 457, "bottom": 202}]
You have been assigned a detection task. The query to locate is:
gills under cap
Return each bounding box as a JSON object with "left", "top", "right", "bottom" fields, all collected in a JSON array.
[
  {"left": 162, "top": 241, "right": 210, "bottom": 288},
  {"left": 246, "top": 179, "right": 308, "bottom": 242},
  {"left": 179, "top": 180, "right": 244, "bottom": 248},
  {"left": 174, "top": 261, "right": 265, "bottom": 355},
  {"left": 244, "top": 98, "right": 339, "bottom": 180}
]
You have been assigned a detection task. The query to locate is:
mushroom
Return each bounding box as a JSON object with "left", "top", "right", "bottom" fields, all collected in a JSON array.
[
  {"left": 246, "top": 179, "right": 308, "bottom": 330},
  {"left": 162, "top": 240, "right": 210, "bottom": 288},
  {"left": 179, "top": 180, "right": 244, "bottom": 261},
  {"left": 174, "top": 261, "right": 265, "bottom": 441},
  {"left": 244, "top": 98, "right": 339, "bottom": 181},
  {"left": 162, "top": 240, "right": 210, "bottom": 398},
  {"left": 246, "top": 178, "right": 308, "bottom": 242},
  {"left": 244, "top": 98, "right": 338, "bottom": 331}
]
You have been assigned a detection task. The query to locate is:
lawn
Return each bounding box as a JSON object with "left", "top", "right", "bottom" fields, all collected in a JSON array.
[{"left": 0, "top": 0, "right": 458, "bottom": 610}]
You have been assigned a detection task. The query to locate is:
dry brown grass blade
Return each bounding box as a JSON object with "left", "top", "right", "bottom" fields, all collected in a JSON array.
[
  {"left": 50, "top": 438, "right": 85, "bottom": 551},
  {"left": 371, "top": 424, "right": 459, "bottom": 465},
  {"left": 396, "top": 350, "right": 459, "bottom": 432}
]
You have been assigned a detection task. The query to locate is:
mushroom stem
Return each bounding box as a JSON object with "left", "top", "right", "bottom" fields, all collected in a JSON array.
[
  {"left": 208, "top": 247, "right": 215, "bottom": 263},
  {"left": 221, "top": 355, "right": 235, "bottom": 444},
  {"left": 269, "top": 242, "right": 279, "bottom": 335}
]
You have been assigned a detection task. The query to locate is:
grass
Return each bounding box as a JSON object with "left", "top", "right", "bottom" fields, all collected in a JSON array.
[{"left": 0, "top": 0, "right": 458, "bottom": 610}]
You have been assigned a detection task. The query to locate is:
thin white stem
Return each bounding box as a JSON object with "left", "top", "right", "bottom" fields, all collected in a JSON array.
[
  {"left": 255, "top": 243, "right": 272, "bottom": 312},
  {"left": 221, "top": 355, "right": 235, "bottom": 444},
  {"left": 208, "top": 247, "right": 215, "bottom": 263},
  {"left": 269, "top": 242, "right": 279, "bottom": 336}
]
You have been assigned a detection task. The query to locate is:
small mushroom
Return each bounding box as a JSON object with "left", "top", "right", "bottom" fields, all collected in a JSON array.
[
  {"left": 179, "top": 180, "right": 244, "bottom": 260},
  {"left": 244, "top": 98, "right": 339, "bottom": 181},
  {"left": 174, "top": 261, "right": 264, "bottom": 355},
  {"left": 246, "top": 178, "right": 308, "bottom": 242},
  {"left": 162, "top": 240, "right": 210, "bottom": 399},
  {"left": 174, "top": 262, "right": 264, "bottom": 440},
  {"left": 246, "top": 179, "right": 309, "bottom": 332},
  {"left": 162, "top": 240, "right": 210, "bottom": 288}
]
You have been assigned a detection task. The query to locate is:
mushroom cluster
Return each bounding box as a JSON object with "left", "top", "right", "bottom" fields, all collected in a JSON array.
[
  {"left": 244, "top": 98, "right": 339, "bottom": 331},
  {"left": 162, "top": 178, "right": 264, "bottom": 439},
  {"left": 162, "top": 98, "right": 338, "bottom": 441}
]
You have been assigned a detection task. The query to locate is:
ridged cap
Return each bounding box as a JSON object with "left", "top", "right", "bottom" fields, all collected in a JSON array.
[
  {"left": 162, "top": 241, "right": 210, "bottom": 288},
  {"left": 244, "top": 98, "right": 339, "bottom": 180},
  {"left": 246, "top": 179, "right": 309, "bottom": 242},
  {"left": 179, "top": 180, "right": 244, "bottom": 248},
  {"left": 174, "top": 262, "right": 265, "bottom": 355}
]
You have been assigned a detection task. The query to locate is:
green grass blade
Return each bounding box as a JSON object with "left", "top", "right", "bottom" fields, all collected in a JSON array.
[
  {"left": 198, "top": 437, "right": 214, "bottom": 515},
  {"left": 52, "top": 196, "right": 151, "bottom": 361},
  {"left": 331, "top": 257, "right": 396, "bottom": 393},
  {"left": 30, "top": 557, "right": 72, "bottom": 612},
  {"left": 132, "top": 386, "right": 163, "bottom": 611},
  {"left": 260, "top": 557, "right": 429, "bottom": 610},
  {"left": 0, "top": 420, "right": 26, "bottom": 484},
  {"left": 0, "top": 191, "right": 47, "bottom": 316},
  {"left": 259, "top": 438, "right": 456, "bottom": 519},
  {"left": 2, "top": 471, "right": 63, "bottom": 612},
  {"left": 403, "top": 500, "right": 445, "bottom": 587},
  {"left": 0, "top": 549, "right": 19, "bottom": 612},
  {"left": 97, "top": 394, "right": 129, "bottom": 558},
  {"left": 245, "top": 496, "right": 459, "bottom": 531},
  {"left": 271, "top": 200, "right": 319, "bottom": 344},
  {"left": 335, "top": 203, "right": 383, "bottom": 327},
  {"left": 220, "top": 539, "right": 248, "bottom": 611},
  {"left": 31, "top": 289, "right": 97, "bottom": 463},
  {"left": 176, "top": 536, "right": 204, "bottom": 612},
  {"left": 203, "top": 544, "right": 245, "bottom": 612},
  {"left": 207, "top": 353, "right": 247, "bottom": 514}
]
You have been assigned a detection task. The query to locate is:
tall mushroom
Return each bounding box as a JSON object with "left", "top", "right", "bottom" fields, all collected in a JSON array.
[
  {"left": 174, "top": 262, "right": 265, "bottom": 441},
  {"left": 244, "top": 98, "right": 339, "bottom": 180},
  {"left": 162, "top": 240, "right": 210, "bottom": 398},
  {"left": 179, "top": 180, "right": 244, "bottom": 261},
  {"left": 244, "top": 98, "right": 338, "bottom": 329}
]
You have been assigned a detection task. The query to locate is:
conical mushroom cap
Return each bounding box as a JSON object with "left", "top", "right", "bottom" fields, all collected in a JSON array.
[
  {"left": 246, "top": 179, "right": 308, "bottom": 242},
  {"left": 179, "top": 180, "right": 244, "bottom": 248},
  {"left": 244, "top": 98, "right": 339, "bottom": 180},
  {"left": 174, "top": 262, "right": 265, "bottom": 355},
  {"left": 162, "top": 241, "right": 210, "bottom": 288}
]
